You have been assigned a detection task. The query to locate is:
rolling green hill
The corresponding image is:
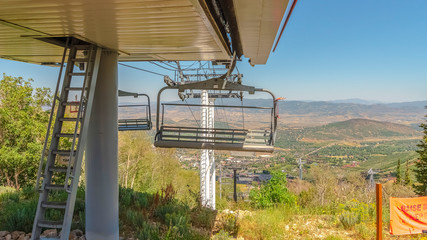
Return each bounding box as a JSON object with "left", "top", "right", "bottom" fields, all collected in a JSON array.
[
  {"left": 275, "top": 118, "right": 421, "bottom": 150},
  {"left": 303, "top": 118, "right": 421, "bottom": 141}
]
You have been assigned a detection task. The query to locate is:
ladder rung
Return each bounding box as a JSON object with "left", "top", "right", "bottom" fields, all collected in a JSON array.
[
  {"left": 56, "top": 133, "right": 79, "bottom": 138},
  {"left": 41, "top": 201, "right": 67, "bottom": 209},
  {"left": 52, "top": 150, "right": 76, "bottom": 156},
  {"left": 68, "top": 72, "right": 87, "bottom": 76},
  {"left": 44, "top": 184, "right": 66, "bottom": 191},
  {"left": 72, "top": 58, "right": 89, "bottom": 63},
  {"left": 38, "top": 220, "right": 63, "bottom": 229},
  {"left": 59, "top": 117, "right": 82, "bottom": 122},
  {"left": 65, "top": 87, "right": 85, "bottom": 91},
  {"left": 48, "top": 166, "right": 71, "bottom": 173}
]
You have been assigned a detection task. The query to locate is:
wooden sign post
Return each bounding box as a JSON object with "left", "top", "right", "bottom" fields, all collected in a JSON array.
[{"left": 376, "top": 183, "right": 383, "bottom": 240}]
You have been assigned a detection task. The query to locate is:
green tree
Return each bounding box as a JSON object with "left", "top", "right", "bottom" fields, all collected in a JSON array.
[
  {"left": 0, "top": 74, "right": 51, "bottom": 189},
  {"left": 118, "top": 131, "right": 200, "bottom": 205},
  {"left": 414, "top": 113, "right": 427, "bottom": 195},
  {"left": 249, "top": 170, "right": 296, "bottom": 208},
  {"left": 404, "top": 160, "right": 412, "bottom": 186},
  {"left": 395, "top": 159, "right": 402, "bottom": 185}
]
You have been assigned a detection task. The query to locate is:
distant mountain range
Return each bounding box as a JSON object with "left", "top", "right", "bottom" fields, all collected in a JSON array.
[
  {"left": 323, "top": 98, "right": 384, "bottom": 105},
  {"left": 122, "top": 98, "right": 426, "bottom": 128}
]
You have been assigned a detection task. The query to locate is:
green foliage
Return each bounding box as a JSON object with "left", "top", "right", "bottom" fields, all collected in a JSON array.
[
  {"left": 337, "top": 199, "right": 375, "bottom": 230},
  {"left": 0, "top": 196, "right": 37, "bottom": 232},
  {"left": 404, "top": 159, "right": 412, "bottom": 186},
  {"left": 395, "top": 158, "right": 402, "bottom": 184},
  {"left": 354, "top": 222, "right": 375, "bottom": 240},
  {"left": 164, "top": 212, "right": 191, "bottom": 239},
  {"left": 249, "top": 171, "right": 296, "bottom": 208},
  {"left": 212, "top": 230, "right": 233, "bottom": 240},
  {"left": 191, "top": 207, "right": 216, "bottom": 230},
  {"left": 324, "top": 236, "right": 345, "bottom": 240},
  {"left": 0, "top": 186, "right": 85, "bottom": 232},
  {"left": 118, "top": 132, "right": 200, "bottom": 206},
  {"left": 414, "top": 113, "right": 427, "bottom": 195},
  {"left": 220, "top": 213, "right": 238, "bottom": 235},
  {"left": 137, "top": 221, "right": 161, "bottom": 240},
  {"left": 0, "top": 74, "right": 51, "bottom": 189}
]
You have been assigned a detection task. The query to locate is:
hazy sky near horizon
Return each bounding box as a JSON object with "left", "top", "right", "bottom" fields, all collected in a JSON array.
[{"left": 0, "top": 0, "right": 426, "bottom": 103}]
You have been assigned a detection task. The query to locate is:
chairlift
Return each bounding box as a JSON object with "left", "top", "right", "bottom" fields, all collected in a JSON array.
[
  {"left": 154, "top": 78, "right": 278, "bottom": 152},
  {"left": 118, "top": 90, "right": 152, "bottom": 131}
]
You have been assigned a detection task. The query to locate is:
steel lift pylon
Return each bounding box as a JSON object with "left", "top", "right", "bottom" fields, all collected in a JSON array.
[
  {"left": 200, "top": 91, "right": 216, "bottom": 209},
  {"left": 32, "top": 41, "right": 102, "bottom": 240}
]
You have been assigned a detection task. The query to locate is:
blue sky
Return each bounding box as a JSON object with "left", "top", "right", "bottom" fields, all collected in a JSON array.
[{"left": 0, "top": 0, "right": 426, "bottom": 103}]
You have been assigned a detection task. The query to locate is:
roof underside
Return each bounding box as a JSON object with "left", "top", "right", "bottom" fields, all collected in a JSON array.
[{"left": 0, "top": 0, "right": 289, "bottom": 65}]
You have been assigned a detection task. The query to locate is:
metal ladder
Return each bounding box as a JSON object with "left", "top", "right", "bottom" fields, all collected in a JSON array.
[{"left": 31, "top": 42, "right": 102, "bottom": 240}]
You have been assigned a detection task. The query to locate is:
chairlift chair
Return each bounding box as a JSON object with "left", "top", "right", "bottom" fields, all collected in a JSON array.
[
  {"left": 118, "top": 90, "right": 152, "bottom": 131},
  {"left": 154, "top": 78, "right": 278, "bottom": 152}
]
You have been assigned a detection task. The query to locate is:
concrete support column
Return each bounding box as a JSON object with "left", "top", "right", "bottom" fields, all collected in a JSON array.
[{"left": 85, "top": 50, "right": 119, "bottom": 240}]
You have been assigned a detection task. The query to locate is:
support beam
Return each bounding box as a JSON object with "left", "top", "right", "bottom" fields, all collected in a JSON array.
[{"left": 85, "top": 50, "right": 119, "bottom": 240}]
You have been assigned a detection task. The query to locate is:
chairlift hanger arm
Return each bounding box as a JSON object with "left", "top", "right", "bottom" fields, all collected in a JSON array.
[{"left": 118, "top": 90, "right": 149, "bottom": 99}]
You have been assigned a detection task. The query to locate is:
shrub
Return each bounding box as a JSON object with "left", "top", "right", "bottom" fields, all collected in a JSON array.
[
  {"left": 154, "top": 203, "right": 189, "bottom": 224},
  {"left": 0, "top": 198, "right": 37, "bottom": 232},
  {"left": 215, "top": 212, "right": 238, "bottom": 236},
  {"left": 212, "top": 230, "right": 233, "bottom": 240},
  {"left": 355, "top": 222, "right": 375, "bottom": 240},
  {"left": 0, "top": 186, "right": 85, "bottom": 232},
  {"left": 164, "top": 212, "right": 191, "bottom": 239},
  {"left": 338, "top": 211, "right": 359, "bottom": 229},
  {"left": 324, "top": 236, "right": 344, "bottom": 240},
  {"left": 191, "top": 207, "right": 216, "bottom": 229},
  {"left": 338, "top": 199, "right": 375, "bottom": 229},
  {"left": 137, "top": 221, "right": 161, "bottom": 240},
  {"left": 249, "top": 171, "right": 296, "bottom": 208}
]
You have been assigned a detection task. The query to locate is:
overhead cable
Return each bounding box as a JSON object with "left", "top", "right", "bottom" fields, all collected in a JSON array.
[
  {"left": 118, "top": 63, "right": 166, "bottom": 77},
  {"left": 148, "top": 61, "right": 177, "bottom": 71}
]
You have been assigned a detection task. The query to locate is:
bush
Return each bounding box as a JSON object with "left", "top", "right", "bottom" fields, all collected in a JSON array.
[
  {"left": 0, "top": 186, "right": 85, "bottom": 233},
  {"left": 215, "top": 212, "right": 238, "bottom": 236},
  {"left": 324, "top": 236, "right": 345, "bottom": 240},
  {"left": 355, "top": 222, "right": 375, "bottom": 239},
  {"left": 191, "top": 207, "right": 216, "bottom": 229},
  {"left": 212, "top": 230, "right": 233, "bottom": 240},
  {"left": 0, "top": 198, "right": 37, "bottom": 232},
  {"left": 338, "top": 199, "right": 375, "bottom": 229},
  {"left": 249, "top": 171, "right": 296, "bottom": 208},
  {"left": 137, "top": 221, "right": 161, "bottom": 240},
  {"left": 154, "top": 203, "right": 189, "bottom": 224}
]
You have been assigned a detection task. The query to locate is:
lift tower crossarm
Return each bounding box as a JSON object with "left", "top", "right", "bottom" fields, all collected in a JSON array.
[{"left": 177, "top": 77, "right": 255, "bottom": 94}]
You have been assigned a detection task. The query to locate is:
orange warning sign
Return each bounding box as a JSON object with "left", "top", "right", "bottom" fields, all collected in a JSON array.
[{"left": 390, "top": 196, "right": 427, "bottom": 235}]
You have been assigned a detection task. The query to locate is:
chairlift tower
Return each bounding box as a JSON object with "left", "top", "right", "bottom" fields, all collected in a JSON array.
[
  {"left": 368, "top": 168, "right": 378, "bottom": 188},
  {"left": 200, "top": 90, "right": 216, "bottom": 208}
]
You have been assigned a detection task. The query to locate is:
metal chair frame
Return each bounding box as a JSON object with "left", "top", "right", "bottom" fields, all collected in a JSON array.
[
  {"left": 118, "top": 90, "right": 152, "bottom": 131},
  {"left": 154, "top": 80, "right": 278, "bottom": 152}
]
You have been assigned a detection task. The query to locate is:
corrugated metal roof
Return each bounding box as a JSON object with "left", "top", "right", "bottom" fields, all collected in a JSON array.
[
  {"left": 233, "top": 0, "right": 289, "bottom": 65},
  {"left": 0, "top": 0, "right": 230, "bottom": 64},
  {"left": 0, "top": 0, "right": 289, "bottom": 65}
]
